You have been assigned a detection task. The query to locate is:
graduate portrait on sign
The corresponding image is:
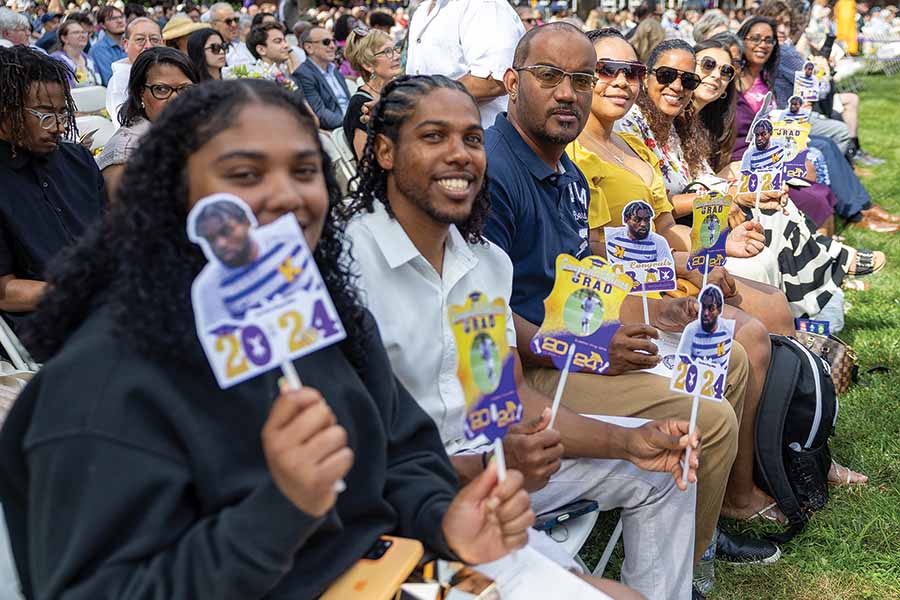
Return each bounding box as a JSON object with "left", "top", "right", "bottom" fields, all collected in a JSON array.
[
  {"left": 188, "top": 193, "right": 346, "bottom": 388},
  {"left": 604, "top": 201, "right": 676, "bottom": 295},
  {"left": 670, "top": 284, "right": 735, "bottom": 485},
  {"left": 739, "top": 119, "right": 786, "bottom": 174},
  {"left": 687, "top": 192, "right": 730, "bottom": 273},
  {"left": 448, "top": 292, "right": 522, "bottom": 444},
  {"left": 779, "top": 95, "right": 811, "bottom": 123},
  {"left": 793, "top": 60, "right": 819, "bottom": 103},
  {"left": 738, "top": 119, "right": 786, "bottom": 198},
  {"left": 530, "top": 254, "right": 633, "bottom": 375},
  {"left": 772, "top": 102, "right": 812, "bottom": 180},
  {"left": 675, "top": 285, "right": 735, "bottom": 371}
]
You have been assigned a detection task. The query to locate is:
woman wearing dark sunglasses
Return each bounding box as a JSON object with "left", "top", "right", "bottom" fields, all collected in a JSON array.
[
  {"left": 567, "top": 29, "right": 678, "bottom": 255},
  {"left": 616, "top": 39, "right": 709, "bottom": 220},
  {"left": 692, "top": 34, "right": 740, "bottom": 175},
  {"left": 187, "top": 28, "right": 229, "bottom": 82},
  {"left": 97, "top": 47, "right": 198, "bottom": 198}
]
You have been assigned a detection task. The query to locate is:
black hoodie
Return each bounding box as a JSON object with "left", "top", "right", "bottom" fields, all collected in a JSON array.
[{"left": 0, "top": 308, "right": 458, "bottom": 599}]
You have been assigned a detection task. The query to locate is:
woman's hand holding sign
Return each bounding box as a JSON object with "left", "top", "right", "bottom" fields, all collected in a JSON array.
[
  {"left": 733, "top": 187, "right": 789, "bottom": 213},
  {"left": 442, "top": 463, "right": 533, "bottom": 565},
  {"left": 726, "top": 220, "right": 766, "bottom": 258},
  {"left": 263, "top": 387, "right": 354, "bottom": 517}
]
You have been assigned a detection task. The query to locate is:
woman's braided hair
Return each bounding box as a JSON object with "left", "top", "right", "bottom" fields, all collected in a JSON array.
[
  {"left": 343, "top": 74, "right": 491, "bottom": 244},
  {"left": 0, "top": 46, "right": 77, "bottom": 150},
  {"left": 24, "top": 79, "right": 370, "bottom": 370}
]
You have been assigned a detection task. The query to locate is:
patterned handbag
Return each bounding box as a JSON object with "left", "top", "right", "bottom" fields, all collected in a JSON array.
[{"left": 794, "top": 330, "right": 858, "bottom": 395}]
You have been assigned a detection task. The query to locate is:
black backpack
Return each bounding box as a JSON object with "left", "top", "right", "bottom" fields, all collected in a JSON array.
[{"left": 753, "top": 334, "right": 838, "bottom": 543}]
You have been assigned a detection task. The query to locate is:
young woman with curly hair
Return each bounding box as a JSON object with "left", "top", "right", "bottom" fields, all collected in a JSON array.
[{"left": 0, "top": 79, "right": 533, "bottom": 599}]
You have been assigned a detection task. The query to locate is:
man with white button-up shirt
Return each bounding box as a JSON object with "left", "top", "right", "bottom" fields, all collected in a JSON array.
[
  {"left": 343, "top": 73, "right": 697, "bottom": 600},
  {"left": 405, "top": 0, "right": 525, "bottom": 129}
]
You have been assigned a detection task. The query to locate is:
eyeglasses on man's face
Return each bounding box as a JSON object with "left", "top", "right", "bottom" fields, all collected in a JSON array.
[
  {"left": 130, "top": 34, "right": 163, "bottom": 47},
  {"left": 24, "top": 107, "right": 72, "bottom": 131},
  {"left": 515, "top": 64, "right": 598, "bottom": 93}
]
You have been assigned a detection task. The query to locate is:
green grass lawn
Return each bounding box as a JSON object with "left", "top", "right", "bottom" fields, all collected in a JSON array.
[{"left": 581, "top": 74, "right": 900, "bottom": 599}]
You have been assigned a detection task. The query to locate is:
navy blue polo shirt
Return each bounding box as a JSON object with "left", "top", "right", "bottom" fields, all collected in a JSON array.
[{"left": 483, "top": 113, "right": 591, "bottom": 326}]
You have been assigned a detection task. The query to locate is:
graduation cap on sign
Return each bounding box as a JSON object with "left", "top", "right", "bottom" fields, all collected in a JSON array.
[{"left": 744, "top": 91, "right": 776, "bottom": 144}]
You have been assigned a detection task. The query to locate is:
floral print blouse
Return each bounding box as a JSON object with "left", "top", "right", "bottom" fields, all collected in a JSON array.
[{"left": 614, "top": 104, "right": 712, "bottom": 197}]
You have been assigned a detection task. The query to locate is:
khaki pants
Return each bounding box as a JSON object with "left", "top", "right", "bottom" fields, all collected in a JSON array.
[{"left": 525, "top": 342, "right": 748, "bottom": 564}]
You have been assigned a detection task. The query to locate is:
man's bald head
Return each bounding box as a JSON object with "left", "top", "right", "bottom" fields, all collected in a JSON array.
[
  {"left": 513, "top": 21, "right": 591, "bottom": 68},
  {"left": 505, "top": 21, "right": 596, "bottom": 156}
]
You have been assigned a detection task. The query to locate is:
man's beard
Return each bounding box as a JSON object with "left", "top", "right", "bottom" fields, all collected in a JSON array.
[
  {"left": 629, "top": 226, "right": 649, "bottom": 240},
  {"left": 393, "top": 169, "right": 472, "bottom": 228}
]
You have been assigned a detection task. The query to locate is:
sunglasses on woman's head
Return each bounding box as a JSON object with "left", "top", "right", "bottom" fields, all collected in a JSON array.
[
  {"left": 205, "top": 42, "right": 230, "bottom": 54},
  {"left": 595, "top": 59, "right": 646, "bottom": 82},
  {"left": 698, "top": 56, "right": 736, "bottom": 82},
  {"left": 650, "top": 66, "right": 701, "bottom": 90}
]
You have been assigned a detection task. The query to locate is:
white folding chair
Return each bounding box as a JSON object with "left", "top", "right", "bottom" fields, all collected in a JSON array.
[
  {"left": 540, "top": 415, "right": 650, "bottom": 577},
  {"left": 71, "top": 85, "right": 107, "bottom": 114},
  {"left": 0, "top": 319, "right": 36, "bottom": 600},
  {"left": 74, "top": 115, "right": 117, "bottom": 153},
  {"left": 0, "top": 319, "right": 37, "bottom": 374},
  {"left": 319, "top": 131, "right": 357, "bottom": 195},
  {"left": 330, "top": 127, "right": 357, "bottom": 165}
]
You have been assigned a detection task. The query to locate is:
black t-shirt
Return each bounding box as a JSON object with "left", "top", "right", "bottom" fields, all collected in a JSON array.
[
  {"left": 0, "top": 140, "right": 105, "bottom": 329},
  {"left": 342, "top": 90, "right": 373, "bottom": 162},
  {"left": 0, "top": 140, "right": 105, "bottom": 282}
]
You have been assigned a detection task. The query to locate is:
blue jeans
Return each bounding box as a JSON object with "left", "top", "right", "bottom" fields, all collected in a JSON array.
[{"left": 809, "top": 135, "right": 871, "bottom": 220}]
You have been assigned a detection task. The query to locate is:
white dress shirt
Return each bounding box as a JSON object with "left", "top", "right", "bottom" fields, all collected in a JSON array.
[
  {"left": 405, "top": 0, "right": 525, "bottom": 129},
  {"left": 226, "top": 40, "right": 256, "bottom": 67},
  {"left": 105, "top": 58, "right": 131, "bottom": 128},
  {"left": 346, "top": 202, "right": 517, "bottom": 454}
]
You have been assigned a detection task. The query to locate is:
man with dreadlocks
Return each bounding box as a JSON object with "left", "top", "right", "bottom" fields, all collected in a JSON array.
[
  {"left": 344, "top": 73, "right": 698, "bottom": 599},
  {"left": 0, "top": 46, "right": 105, "bottom": 331}
]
